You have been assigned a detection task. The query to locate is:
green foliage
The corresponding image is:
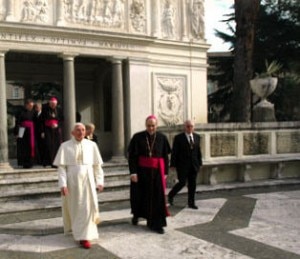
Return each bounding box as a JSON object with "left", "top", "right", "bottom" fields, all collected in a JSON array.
[
  {"left": 255, "top": 60, "right": 283, "bottom": 78},
  {"left": 208, "top": 0, "right": 300, "bottom": 122}
]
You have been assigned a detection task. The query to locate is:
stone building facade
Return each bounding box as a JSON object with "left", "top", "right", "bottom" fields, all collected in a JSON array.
[{"left": 0, "top": 0, "right": 209, "bottom": 167}]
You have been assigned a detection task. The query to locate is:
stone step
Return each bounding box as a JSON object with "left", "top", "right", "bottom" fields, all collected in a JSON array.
[
  {"left": 0, "top": 162, "right": 129, "bottom": 181},
  {"left": 0, "top": 189, "right": 130, "bottom": 215},
  {"left": 0, "top": 171, "right": 130, "bottom": 192},
  {"left": 0, "top": 179, "right": 130, "bottom": 202},
  {"left": 0, "top": 163, "right": 130, "bottom": 199}
]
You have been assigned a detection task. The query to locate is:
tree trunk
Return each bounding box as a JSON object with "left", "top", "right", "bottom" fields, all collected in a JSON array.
[{"left": 231, "top": 0, "right": 260, "bottom": 122}]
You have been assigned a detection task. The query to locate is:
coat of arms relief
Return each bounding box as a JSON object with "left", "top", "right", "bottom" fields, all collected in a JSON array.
[{"left": 154, "top": 74, "right": 187, "bottom": 126}]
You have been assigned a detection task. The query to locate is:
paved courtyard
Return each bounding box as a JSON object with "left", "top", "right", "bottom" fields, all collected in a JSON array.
[{"left": 0, "top": 184, "right": 299, "bottom": 259}]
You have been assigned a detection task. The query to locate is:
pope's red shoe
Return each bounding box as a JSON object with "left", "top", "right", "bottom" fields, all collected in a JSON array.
[{"left": 80, "top": 240, "right": 91, "bottom": 249}]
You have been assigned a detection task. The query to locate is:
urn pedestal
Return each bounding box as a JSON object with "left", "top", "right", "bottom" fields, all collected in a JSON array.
[{"left": 250, "top": 77, "right": 278, "bottom": 122}]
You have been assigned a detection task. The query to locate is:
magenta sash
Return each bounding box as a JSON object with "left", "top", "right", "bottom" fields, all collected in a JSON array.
[
  {"left": 45, "top": 119, "right": 58, "bottom": 127},
  {"left": 21, "top": 120, "right": 35, "bottom": 158},
  {"left": 138, "top": 156, "right": 170, "bottom": 216}
]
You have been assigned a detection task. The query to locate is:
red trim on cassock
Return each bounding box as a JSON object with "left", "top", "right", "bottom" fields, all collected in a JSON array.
[
  {"left": 45, "top": 119, "right": 58, "bottom": 127},
  {"left": 138, "top": 156, "right": 170, "bottom": 216}
]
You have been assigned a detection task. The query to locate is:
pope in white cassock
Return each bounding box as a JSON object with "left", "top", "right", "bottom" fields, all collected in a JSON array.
[{"left": 53, "top": 123, "right": 104, "bottom": 249}]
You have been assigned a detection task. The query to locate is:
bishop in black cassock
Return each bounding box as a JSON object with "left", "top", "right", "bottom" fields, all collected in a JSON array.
[{"left": 128, "top": 115, "right": 171, "bottom": 234}]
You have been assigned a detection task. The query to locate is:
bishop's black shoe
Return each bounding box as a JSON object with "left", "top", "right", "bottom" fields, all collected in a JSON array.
[{"left": 155, "top": 228, "right": 165, "bottom": 234}]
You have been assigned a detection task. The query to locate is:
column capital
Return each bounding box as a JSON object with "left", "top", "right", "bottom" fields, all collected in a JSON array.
[
  {"left": 108, "top": 56, "right": 126, "bottom": 64},
  {"left": 0, "top": 49, "right": 9, "bottom": 56},
  {"left": 59, "top": 53, "right": 79, "bottom": 61}
]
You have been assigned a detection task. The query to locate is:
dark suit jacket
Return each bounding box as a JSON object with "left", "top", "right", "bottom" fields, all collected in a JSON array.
[{"left": 170, "top": 132, "right": 203, "bottom": 173}]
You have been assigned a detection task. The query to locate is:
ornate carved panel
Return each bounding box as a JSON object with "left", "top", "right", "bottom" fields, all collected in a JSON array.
[
  {"left": 129, "top": 0, "right": 146, "bottom": 33},
  {"left": 153, "top": 73, "right": 187, "bottom": 126},
  {"left": 189, "top": 0, "right": 205, "bottom": 40},
  {"left": 0, "top": 0, "right": 207, "bottom": 42},
  {"left": 210, "top": 133, "right": 237, "bottom": 157},
  {"left": 160, "top": 0, "right": 178, "bottom": 39},
  {"left": 243, "top": 132, "right": 270, "bottom": 155},
  {"left": 277, "top": 131, "right": 300, "bottom": 154}
]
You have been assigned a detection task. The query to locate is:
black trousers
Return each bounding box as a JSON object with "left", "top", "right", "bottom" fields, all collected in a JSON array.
[{"left": 168, "top": 165, "right": 198, "bottom": 206}]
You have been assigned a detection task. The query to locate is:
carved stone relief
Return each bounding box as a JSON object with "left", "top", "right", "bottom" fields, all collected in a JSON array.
[
  {"left": 130, "top": 0, "right": 146, "bottom": 33},
  {"left": 0, "top": 0, "right": 207, "bottom": 42},
  {"left": 63, "top": 0, "right": 125, "bottom": 29},
  {"left": 154, "top": 74, "right": 185, "bottom": 126},
  {"left": 161, "top": 0, "right": 176, "bottom": 39},
  {"left": 21, "top": 0, "right": 49, "bottom": 23},
  {"left": 190, "top": 0, "right": 205, "bottom": 40}
]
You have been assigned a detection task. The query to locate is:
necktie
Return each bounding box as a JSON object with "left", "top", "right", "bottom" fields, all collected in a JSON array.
[{"left": 189, "top": 135, "right": 194, "bottom": 149}]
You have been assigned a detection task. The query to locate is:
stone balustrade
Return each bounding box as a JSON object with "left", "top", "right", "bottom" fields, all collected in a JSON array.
[{"left": 160, "top": 122, "right": 300, "bottom": 185}]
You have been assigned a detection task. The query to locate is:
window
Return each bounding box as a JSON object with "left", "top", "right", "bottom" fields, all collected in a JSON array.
[{"left": 12, "top": 87, "right": 20, "bottom": 99}]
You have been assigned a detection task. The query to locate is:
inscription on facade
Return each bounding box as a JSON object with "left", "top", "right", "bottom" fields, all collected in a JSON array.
[
  {"left": 277, "top": 131, "right": 300, "bottom": 154},
  {"left": 243, "top": 133, "right": 269, "bottom": 155},
  {"left": 210, "top": 134, "right": 237, "bottom": 157},
  {"left": 0, "top": 32, "right": 138, "bottom": 50}
]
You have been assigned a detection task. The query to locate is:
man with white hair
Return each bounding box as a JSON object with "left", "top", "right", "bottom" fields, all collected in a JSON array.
[
  {"left": 168, "top": 120, "right": 202, "bottom": 209},
  {"left": 53, "top": 123, "right": 104, "bottom": 249}
]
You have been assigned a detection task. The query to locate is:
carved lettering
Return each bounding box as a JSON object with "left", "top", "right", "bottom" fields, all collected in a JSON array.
[{"left": 0, "top": 32, "right": 138, "bottom": 50}]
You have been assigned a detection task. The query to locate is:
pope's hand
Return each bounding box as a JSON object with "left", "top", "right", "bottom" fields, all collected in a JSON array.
[
  {"left": 61, "top": 187, "right": 69, "bottom": 196},
  {"left": 97, "top": 185, "right": 104, "bottom": 192}
]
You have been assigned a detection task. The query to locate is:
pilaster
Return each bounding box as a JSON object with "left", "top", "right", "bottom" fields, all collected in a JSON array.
[{"left": 0, "top": 50, "right": 13, "bottom": 171}]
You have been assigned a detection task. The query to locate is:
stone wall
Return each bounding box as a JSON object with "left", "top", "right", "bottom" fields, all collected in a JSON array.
[{"left": 160, "top": 122, "right": 300, "bottom": 185}]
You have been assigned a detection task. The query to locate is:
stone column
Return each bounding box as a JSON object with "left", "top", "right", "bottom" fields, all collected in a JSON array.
[
  {"left": 151, "top": 0, "right": 160, "bottom": 37},
  {"left": 61, "top": 54, "right": 77, "bottom": 141},
  {"left": 0, "top": 51, "right": 12, "bottom": 171},
  {"left": 110, "top": 58, "right": 125, "bottom": 162},
  {"left": 181, "top": 0, "right": 188, "bottom": 41},
  {"left": 5, "top": 0, "right": 15, "bottom": 21},
  {"left": 56, "top": 0, "right": 65, "bottom": 26}
]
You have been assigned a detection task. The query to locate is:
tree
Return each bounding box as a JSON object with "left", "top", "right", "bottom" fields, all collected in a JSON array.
[
  {"left": 209, "top": 0, "right": 300, "bottom": 122},
  {"left": 231, "top": 0, "right": 261, "bottom": 122}
]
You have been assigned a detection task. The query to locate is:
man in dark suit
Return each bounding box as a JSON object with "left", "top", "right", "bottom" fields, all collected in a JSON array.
[{"left": 168, "top": 120, "right": 202, "bottom": 209}]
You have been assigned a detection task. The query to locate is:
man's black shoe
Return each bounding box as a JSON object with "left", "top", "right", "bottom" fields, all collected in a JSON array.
[
  {"left": 131, "top": 217, "right": 138, "bottom": 225},
  {"left": 188, "top": 204, "right": 198, "bottom": 210},
  {"left": 168, "top": 196, "right": 174, "bottom": 206},
  {"left": 155, "top": 228, "right": 165, "bottom": 234}
]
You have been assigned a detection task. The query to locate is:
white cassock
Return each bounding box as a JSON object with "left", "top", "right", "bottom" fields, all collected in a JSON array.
[{"left": 53, "top": 138, "right": 104, "bottom": 241}]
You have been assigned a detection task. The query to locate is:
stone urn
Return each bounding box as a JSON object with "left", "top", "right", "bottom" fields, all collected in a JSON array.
[
  {"left": 250, "top": 77, "right": 278, "bottom": 107},
  {"left": 250, "top": 77, "right": 278, "bottom": 122}
]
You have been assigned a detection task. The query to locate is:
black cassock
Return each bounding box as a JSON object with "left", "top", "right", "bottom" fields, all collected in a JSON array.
[
  {"left": 41, "top": 104, "right": 63, "bottom": 166},
  {"left": 128, "top": 131, "right": 171, "bottom": 230},
  {"left": 14, "top": 108, "right": 35, "bottom": 168},
  {"left": 33, "top": 111, "right": 46, "bottom": 165}
]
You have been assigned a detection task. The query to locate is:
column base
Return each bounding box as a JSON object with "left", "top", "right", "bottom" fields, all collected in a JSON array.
[
  {"left": 0, "top": 162, "right": 13, "bottom": 172},
  {"left": 109, "top": 156, "right": 127, "bottom": 164}
]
